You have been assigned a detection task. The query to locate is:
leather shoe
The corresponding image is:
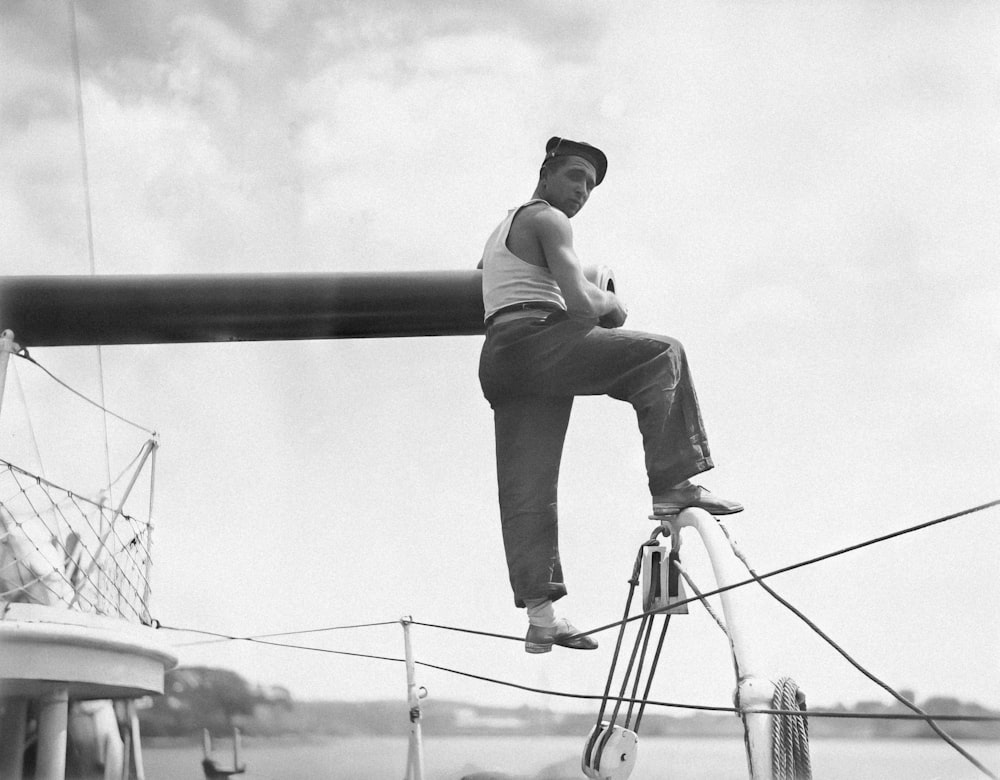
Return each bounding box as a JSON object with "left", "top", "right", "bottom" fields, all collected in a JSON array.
[
  {"left": 525, "top": 618, "right": 598, "bottom": 654},
  {"left": 652, "top": 484, "right": 744, "bottom": 516}
]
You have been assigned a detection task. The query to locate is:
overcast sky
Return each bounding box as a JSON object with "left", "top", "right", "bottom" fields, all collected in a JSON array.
[{"left": 2, "top": 0, "right": 998, "bottom": 732}]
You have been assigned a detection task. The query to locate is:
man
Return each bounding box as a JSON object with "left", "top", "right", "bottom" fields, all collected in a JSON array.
[{"left": 478, "top": 136, "right": 742, "bottom": 654}]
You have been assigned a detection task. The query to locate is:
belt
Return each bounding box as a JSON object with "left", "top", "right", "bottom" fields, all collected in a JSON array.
[{"left": 484, "top": 302, "right": 564, "bottom": 328}]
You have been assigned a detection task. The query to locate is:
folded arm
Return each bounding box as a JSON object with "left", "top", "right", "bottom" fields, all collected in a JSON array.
[{"left": 533, "top": 208, "right": 627, "bottom": 326}]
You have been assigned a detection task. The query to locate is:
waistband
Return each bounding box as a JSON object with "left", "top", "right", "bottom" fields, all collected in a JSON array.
[{"left": 484, "top": 301, "right": 565, "bottom": 328}]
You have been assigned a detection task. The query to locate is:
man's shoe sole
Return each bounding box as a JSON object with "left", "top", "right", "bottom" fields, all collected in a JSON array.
[
  {"left": 652, "top": 503, "right": 744, "bottom": 516},
  {"left": 525, "top": 638, "right": 598, "bottom": 653}
]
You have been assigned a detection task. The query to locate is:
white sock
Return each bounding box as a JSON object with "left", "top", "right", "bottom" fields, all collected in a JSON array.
[{"left": 524, "top": 598, "right": 557, "bottom": 628}]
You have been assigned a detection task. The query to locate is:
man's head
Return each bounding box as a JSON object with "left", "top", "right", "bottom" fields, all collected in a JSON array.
[{"left": 535, "top": 136, "right": 607, "bottom": 218}]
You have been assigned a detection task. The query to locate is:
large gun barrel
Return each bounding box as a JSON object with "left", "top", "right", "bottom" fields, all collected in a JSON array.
[
  {"left": 0, "top": 271, "right": 486, "bottom": 347},
  {"left": 0, "top": 266, "right": 615, "bottom": 348}
]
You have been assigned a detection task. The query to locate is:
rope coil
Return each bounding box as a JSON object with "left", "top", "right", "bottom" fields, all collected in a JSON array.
[{"left": 772, "top": 677, "right": 812, "bottom": 780}]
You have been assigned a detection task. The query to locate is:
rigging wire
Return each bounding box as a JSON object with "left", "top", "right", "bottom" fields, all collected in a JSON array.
[
  {"left": 719, "top": 522, "right": 998, "bottom": 780},
  {"left": 67, "top": 0, "right": 95, "bottom": 278},
  {"left": 571, "top": 498, "right": 1000, "bottom": 642},
  {"left": 13, "top": 351, "right": 154, "bottom": 435},
  {"left": 149, "top": 497, "right": 1000, "bottom": 742},
  {"left": 0, "top": 456, "right": 150, "bottom": 516},
  {"left": 148, "top": 497, "right": 1000, "bottom": 780},
  {"left": 67, "top": 0, "right": 115, "bottom": 509},
  {"left": 8, "top": 360, "right": 46, "bottom": 479},
  {"left": 154, "top": 622, "right": 1000, "bottom": 724},
  {"left": 161, "top": 621, "right": 401, "bottom": 647},
  {"left": 155, "top": 496, "right": 999, "bottom": 643}
]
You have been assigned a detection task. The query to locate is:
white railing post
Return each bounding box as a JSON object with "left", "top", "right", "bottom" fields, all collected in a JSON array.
[
  {"left": 400, "top": 617, "right": 425, "bottom": 780},
  {"left": 35, "top": 687, "right": 69, "bottom": 780},
  {"left": 668, "top": 508, "right": 774, "bottom": 779}
]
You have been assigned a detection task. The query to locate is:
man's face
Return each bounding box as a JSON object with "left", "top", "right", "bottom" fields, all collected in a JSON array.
[{"left": 542, "top": 156, "right": 598, "bottom": 217}]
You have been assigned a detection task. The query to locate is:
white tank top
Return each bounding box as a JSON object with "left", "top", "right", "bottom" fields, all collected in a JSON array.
[{"left": 480, "top": 199, "right": 566, "bottom": 321}]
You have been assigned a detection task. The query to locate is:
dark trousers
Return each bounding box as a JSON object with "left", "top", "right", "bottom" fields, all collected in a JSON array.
[{"left": 479, "top": 312, "right": 714, "bottom": 607}]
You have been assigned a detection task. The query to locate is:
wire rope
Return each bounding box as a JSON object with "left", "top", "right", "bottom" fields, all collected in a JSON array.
[
  {"left": 9, "top": 361, "right": 46, "bottom": 479},
  {"left": 66, "top": 0, "right": 116, "bottom": 512},
  {"left": 572, "top": 498, "right": 1000, "bottom": 642},
  {"left": 772, "top": 677, "right": 812, "bottom": 780},
  {"left": 159, "top": 621, "right": 401, "bottom": 647},
  {"left": 14, "top": 352, "right": 154, "bottom": 435},
  {"left": 153, "top": 620, "right": 1000, "bottom": 723}
]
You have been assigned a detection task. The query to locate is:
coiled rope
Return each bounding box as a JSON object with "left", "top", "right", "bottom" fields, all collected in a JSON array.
[{"left": 772, "top": 677, "right": 811, "bottom": 780}]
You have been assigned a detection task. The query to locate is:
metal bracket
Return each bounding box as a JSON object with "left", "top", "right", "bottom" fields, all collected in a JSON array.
[{"left": 641, "top": 544, "right": 689, "bottom": 614}]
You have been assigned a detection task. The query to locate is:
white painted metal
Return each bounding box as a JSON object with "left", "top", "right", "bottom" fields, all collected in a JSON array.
[
  {"left": 35, "top": 687, "right": 69, "bottom": 780},
  {"left": 667, "top": 508, "right": 774, "bottom": 779},
  {"left": 0, "top": 329, "right": 16, "bottom": 425},
  {"left": 142, "top": 442, "right": 158, "bottom": 623},
  {"left": 401, "top": 617, "right": 425, "bottom": 780},
  {"left": 0, "top": 604, "right": 177, "bottom": 699},
  {"left": 128, "top": 700, "right": 146, "bottom": 780}
]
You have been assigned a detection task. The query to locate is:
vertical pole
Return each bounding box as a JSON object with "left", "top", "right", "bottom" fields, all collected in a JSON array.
[
  {"left": 669, "top": 509, "right": 774, "bottom": 779},
  {"left": 0, "top": 696, "right": 28, "bottom": 780},
  {"left": 141, "top": 439, "right": 158, "bottom": 623},
  {"left": 233, "top": 727, "right": 243, "bottom": 770},
  {"left": 400, "top": 617, "right": 425, "bottom": 780},
  {"left": 0, "top": 330, "right": 17, "bottom": 425},
  {"left": 120, "top": 727, "right": 132, "bottom": 780},
  {"left": 36, "top": 687, "right": 69, "bottom": 780},
  {"left": 128, "top": 699, "right": 146, "bottom": 780},
  {"left": 104, "top": 437, "right": 154, "bottom": 618}
]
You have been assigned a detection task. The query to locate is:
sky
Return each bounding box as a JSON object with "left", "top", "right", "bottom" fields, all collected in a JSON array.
[{"left": 1, "top": 0, "right": 998, "bottom": 730}]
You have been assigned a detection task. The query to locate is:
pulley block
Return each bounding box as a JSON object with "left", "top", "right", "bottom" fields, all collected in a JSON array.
[
  {"left": 641, "top": 544, "right": 689, "bottom": 614},
  {"left": 581, "top": 721, "right": 638, "bottom": 780}
]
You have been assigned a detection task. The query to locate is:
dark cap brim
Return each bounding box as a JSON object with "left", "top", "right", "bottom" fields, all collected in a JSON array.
[{"left": 544, "top": 136, "right": 607, "bottom": 185}]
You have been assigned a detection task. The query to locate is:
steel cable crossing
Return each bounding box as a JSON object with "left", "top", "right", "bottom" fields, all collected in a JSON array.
[
  {"left": 156, "top": 622, "right": 1000, "bottom": 722},
  {"left": 155, "top": 498, "right": 1000, "bottom": 726},
  {"left": 570, "top": 497, "right": 1000, "bottom": 642},
  {"left": 156, "top": 505, "right": 1000, "bottom": 776}
]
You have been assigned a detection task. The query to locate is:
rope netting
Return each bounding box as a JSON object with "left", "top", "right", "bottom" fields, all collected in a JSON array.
[{"left": 0, "top": 454, "right": 154, "bottom": 623}]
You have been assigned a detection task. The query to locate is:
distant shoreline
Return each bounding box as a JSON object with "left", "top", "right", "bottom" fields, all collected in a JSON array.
[{"left": 141, "top": 695, "right": 1000, "bottom": 742}]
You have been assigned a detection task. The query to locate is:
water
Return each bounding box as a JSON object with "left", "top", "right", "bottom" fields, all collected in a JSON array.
[{"left": 143, "top": 735, "right": 1000, "bottom": 779}]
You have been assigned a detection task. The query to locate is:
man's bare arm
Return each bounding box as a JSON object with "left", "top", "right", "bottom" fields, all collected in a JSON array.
[{"left": 533, "top": 208, "right": 627, "bottom": 325}]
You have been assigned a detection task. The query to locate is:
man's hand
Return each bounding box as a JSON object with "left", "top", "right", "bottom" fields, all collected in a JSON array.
[{"left": 599, "top": 297, "right": 628, "bottom": 328}]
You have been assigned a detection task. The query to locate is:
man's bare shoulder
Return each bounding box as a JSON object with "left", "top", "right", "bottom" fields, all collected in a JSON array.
[{"left": 517, "top": 201, "right": 571, "bottom": 237}]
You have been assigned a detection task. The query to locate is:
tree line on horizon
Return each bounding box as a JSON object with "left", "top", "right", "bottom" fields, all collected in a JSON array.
[{"left": 137, "top": 667, "right": 1000, "bottom": 742}]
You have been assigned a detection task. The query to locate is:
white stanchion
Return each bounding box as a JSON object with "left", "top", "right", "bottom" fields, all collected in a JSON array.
[{"left": 669, "top": 508, "right": 774, "bottom": 779}]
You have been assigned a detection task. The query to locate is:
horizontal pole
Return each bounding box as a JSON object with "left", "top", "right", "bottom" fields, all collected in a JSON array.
[{"left": 0, "top": 271, "right": 487, "bottom": 347}]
